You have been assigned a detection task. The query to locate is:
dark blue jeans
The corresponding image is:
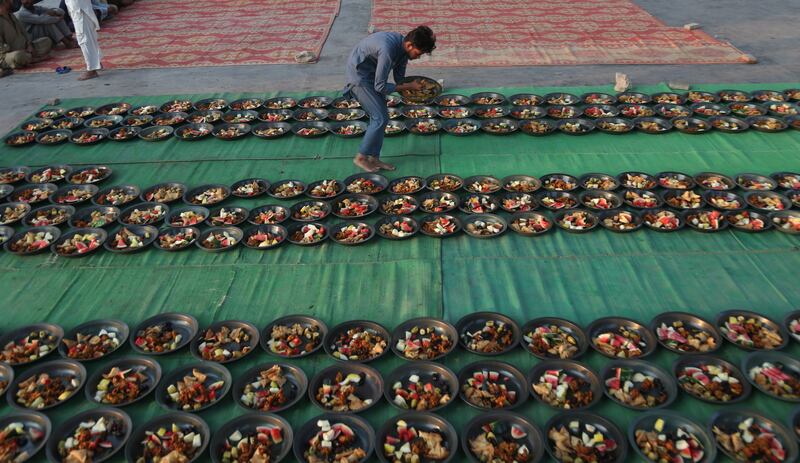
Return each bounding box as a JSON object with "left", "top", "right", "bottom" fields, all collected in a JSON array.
[{"left": 347, "top": 85, "right": 389, "bottom": 159}]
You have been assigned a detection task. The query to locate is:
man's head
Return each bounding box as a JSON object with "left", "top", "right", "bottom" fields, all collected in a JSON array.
[{"left": 403, "top": 26, "right": 436, "bottom": 60}]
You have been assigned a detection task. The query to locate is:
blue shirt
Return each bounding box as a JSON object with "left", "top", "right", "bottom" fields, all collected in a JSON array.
[{"left": 344, "top": 32, "right": 408, "bottom": 96}]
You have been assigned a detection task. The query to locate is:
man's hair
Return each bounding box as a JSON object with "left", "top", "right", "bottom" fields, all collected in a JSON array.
[{"left": 404, "top": 26, "right": 436, "bottom": 54}]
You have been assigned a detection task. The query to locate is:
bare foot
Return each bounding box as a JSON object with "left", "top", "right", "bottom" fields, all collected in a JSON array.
[
  {"left": 353, "top": 153, "right": 378, "bottom": 172},
  {"left": 373, "top": 158, "right": 396, "bottom": 171},
  {"left": 0, "top": 68, "right": 13, "bottom": 78},
  {"left": 77, "top": 70, "right": 99, "bottom": 81}
]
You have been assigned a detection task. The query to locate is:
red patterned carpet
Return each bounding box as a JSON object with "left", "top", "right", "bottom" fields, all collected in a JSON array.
[
  {"left": 370, "top": 0, "right": 749, "bottom": 66},
  {"left": 22, "top": 0, "right": 341, "bottom": 72}
]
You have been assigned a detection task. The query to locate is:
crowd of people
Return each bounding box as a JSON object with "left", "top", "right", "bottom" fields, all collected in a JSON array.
[{"left": 0, "top": 0, "right": 133, "bottom": 80}]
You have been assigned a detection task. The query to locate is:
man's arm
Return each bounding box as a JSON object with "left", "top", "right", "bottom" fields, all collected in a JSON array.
[
  {"left": 16, "top": 7, "right": 61, "bottom": 24},
  {"left": 373, "top": 49, "right": 396, "bottom": 95},
  {"left": 392, "top": 59, "right": 407, "bottom": 87}
]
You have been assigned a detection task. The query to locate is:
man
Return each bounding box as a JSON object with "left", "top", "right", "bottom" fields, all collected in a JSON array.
[
  {"left": 0, "top": 0, "right": 51, "bottom": 76},
  {"left": 344, "top": 25, "right": 436, "bottom": 172},
  {"left": 65, "top": 0, "right": 101, "bottom": 80},
  {"left": 15, "top": 0, "right": 77, "bottom": 49}
]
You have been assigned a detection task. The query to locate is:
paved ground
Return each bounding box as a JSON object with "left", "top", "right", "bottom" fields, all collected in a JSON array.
[{"left": 1, "top": 0, "right": 799, "bottom": 133}]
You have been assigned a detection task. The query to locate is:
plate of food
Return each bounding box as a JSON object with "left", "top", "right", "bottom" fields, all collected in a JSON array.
[
  {"left": 174, "top": 122, "right": 213, "bottom": 140},
  {"left": 519, "top": 119, "right": 556, "bottom": 135},
  {"left": 248, "top": 204, "right": 289, "bottom": 225},
  {"left": 618, "top": 171, "right": 657, "bottom": 190},
  {"left": 193, "top": 97, "right": 228, "bottom": 112},
  {"left": 527, "top": 359, "right": 601, "bottom": 410},
  {"left": 259, "top": 108, "right": 293, "bottom": 123},
  {"left": 642, "top": 209, "right": 684, "bottom": 231},
  {"left": 269, "top": 179, "right": 307, "bottom": 199},
  {"left": 293, "top": 108, "right": 328, "bottom": 122},
  {"left": 65, "top": 106, "right": 95, "bottom": 118},
  {"left": 747, "top": 115, "right": 788, "bottom": 132},
  {"left": 554, "top": 209, "right": 598, "bottom": 232},
  {"left": 11, "top": 182, "right": 57, "bottom": 204},
  {"left": 0, "top": 323, "right": 63, "bottom": 366},
  {"left": 22, "top": 204, "right": 73, "bottom": 227},
  {"left": 333, "top": 194, "right": 379, "bottom": 219},
  {"left": 192, "top": 320, "right": 259, "bottom": 363},
  {"left": 746, "top": 190, "right": 791, "bottom": 212},
  {"left": 650, "top": 312, "right": 721, "bottom": 354},
  {"left": 123, "top": 412, "right": 209, "bottom": 463},
  {"left": 425, "top": 174, "right": 463, "bottom": 192},
  {"left": 652, "top": 92, "right": 686, "bottom": 105},
  {"left": 629, "top": 410, "right": 715, "bottom": 463},
  {"left": 292, "top": 121, "right": 329, "bottom": 137},
  {"left": 384, "top": 120, "right": 406, "bottom": 135},
  {"left": 325, "top": 320, "right": 390, "bottom": 362},
  {"left": 0, "top": 201, "right": 28, "bottom": 226},
  {"left": 601, "top": 360, "right": 676, "bottom": 410},
  {"left": 0, "top": 411, "right": 51, "bottom": 462},
  {"left": 160, "top": 100, "right": 193, "bottom": 113},
  {"left": 346, "top": 174, "right": 390, "bottom": 194},
  {"left": 442, "top": 118, "right": 480, "bottom": 135},
  {"left": 138, "top": 125, "right": 174, "bottom": 141},
  {"left": 438, "top": 105, "right": 473, "bottom": 119},
  {"left": 293, "top": 414, "right": 374, "bottom": 463},
  {"left": 298, "top": 96, "right": 333, "bottom": 109},
  {"left": 673, "top": 355, "right": 750, "bottom": 403},
  {"left": 736, "top": 172, "right": 778, "bottom": 191},
  {"left": 166, "top": 206, "right": 209, "bottom": 228},
  {"left": 599, "top": 210, "right": 642, "bottom": 232},
  {"left": 500, "top": 192, "right": 536, "bottom": 212},
  {"left": 540, "top": 173, "right": 579, "bottom": 191},
  {"left": 456, "top": 312, "right": 520, "bottom": 356},
  {"left": 45, "top": 407, "right": 132, "bottom": 463},
  {"left": 59, "top": 319, "right": 128, "bottom": 361},
  {"left": 419, "top": 214, "right": 461, "bottom": 237},
  {"left": 4, "top": 131, "right": 37, "bottom": 147},
  {"left": 26, "top": 165, "right": 71, "bottom": 184},
  {"left": 536, "top": 191, "right": 579, "bottom": 211},
  {"left": 52, "top": 116, "right": 84, "bottom": 130},
  {"left": 586, "top": 317, "right": 656, "bottom": 359},
  {"left": 729, "top": 102, "right": 767, "bottom": 118},
  {"left": 544, "top": 92, "right": 579, "bottom": 105},
  {"left": 662, "top": 189, "right": 705, "bottom": 209},
  {"left": 509, "top": 93, "right": 544, "bottom": 106},
  {"left": 155, "top": 362, "right": 231, "bottom": 412},
  {"left": 84, "top": 115, "right": 122, "bottom": 130},
  {"left": 481, "top": 118, "right": 518, "bottom": 134},
  {"left": 710, "top": 410, "right": 797, "bottom": 463},
  {"left": 330, "top": 121, "right": 367, "bottom": 137},
  {"left": 672, "top": 116, "right": 712, "bottom": 134},
  {"left": 67, "top": 165, "right": 111, "bottom": 185},
  {"left": 328, "top": 108, "right": 366, "bottom": 122},
  {"left": 384, "top": 361, "right": 458, "bottom": 412},
  {"left": 771, "top": 210, "right": 800, "bottom": 234},
  {"left": 622, "top": 189, "right": 662, "bottom": 209},
  {"left": 634, "top": 117, "right": 672, "bottom": 133},
  {"left": 716, "top": 310, "right": 787, "bottom": 351},
  {"left": 583, "top": 104, "right": 619, "bottom": 119},
  {"left": 435, "top": 93, "right": 470, "bottom": 106},
  {"left": 406, "top": 118, "right": 442, "bottom": 135},
  {"left": 391, "top": 317, "right": 457, "bottom": 361},
  {"left": 229, "top": 98, "right": 264, "bottom": 111},
  {"left": 35, "top": 129, "right": 72, "bottom": 145},
  {"left": 7, "top": 359, "right": 85, "bottom": 410},
  {"left": 509, "top": 211, "right": 552, "bottom": 236},
  {"left": 155, "top": 226, "right": 199, "bottom": 251},
  {"left": 104, "top": 224, "right": 158, "bottom": 252},
  {"left": 557, "top": 118, "right": 594, "bottom": 135},
  {"left": 330, "top": 222, "right": 375, "bottom": 245},
  {"left": 618, "top": 104, "right": 654, "bottom": 119},
  {"left": 332, "top": 96, "right": 362, "bottom": 109},
  {"left": 204, "top": 210, "right": 245, "bottom": 229},
  {"left": 388, "top": 175, "right": 425, "bottom": 194},
  {"left": 252, "top": 121, "right": 292, "bottom": 139},
  {"left": 402, "top": 105, "right": 436, "bottom": 119},
  {"left": 309, "top": 363, "right": 383, "bottom": 413},
  {"left": 141, "top": 182, "right": 186, "bottom": 204},
  {"left": 261, "top": 314, "right": 327, "bottom": 358},
  {"left": 213, "top": 122, "right": 250, "bottom": 140},
  {"left": 51, "top": 227, "right": 106, "bottom": 257},
  {"left": 784, "top": 310, "right": 800, "bottom": 344},
  {"left": 242, "top": 224, "right": 286, "bottom": 250},
  {"left": 209, "top": 413, "right": 293, "bottom": 463},
  {"left": 187, "top": 109, "right": 223, "bottom": 124},
  {"left": 463, "top": 214, "right": 506, "bottom": 238},
  {"left": 20, "top": 117, "right": 53, "bottom": 132},
  {"left": 131, "top": 312, "right": 198, "bottom": 355},
  {"left": 183, "top": 184, "right": 231, "bottom": 206},
  {"left": 119, "top": 202, "right": 168, "bottom": 225},
  {"left": 460, "top": 194, "right": 498, "bottom": 214},
  {"left": 767, "top": 102, "right": 799, "bottom": 117},
  {"left": 595, "top": 117, "right": 635, "bottom": 134},
  {"left": 376, "top": 215, "right": 419, "bottom": 240},
  {"left": 580, "top": 190, "right": 622, "bottom": 210},
  {"left": 264, "top": 97, "right": 297, "bottom": 110},
  {"left": 287, "top": 222, "right": 327, "bottom": 245},
  {"left": 617, "top": 91, "right": 651, "bottom": 104},
  {"left": 128, "top": 104, "right": 157, "bottom": 116},
  {"left": 463, "top": 411, "right": 544, "bottom": 463},
  {"left": 458, "top": 361, "right": 527, "bottom": 410},
  {"left": 376, "top": 412, "right": 457, "bottom": 463},
  {"left": 4, "top": 226, "right": 61, "bottom": 255},
  {"left": 743, "top": 351, "right": 800, "bottom": 402},
  {"left": 51, "top": 184, "right": 98, "bottom": 205},
  {"left": 752, "top": 90, "right": 787, "bottom": 102},
  {"left": 694, "top": 172, "right": 736, "bottom": 191},
  {"left": 398, "top": 76, "right": 441, "bottom": 104},
  {"left": 223, "top": 109, "right": 259, "bottom": 124},
  {"left": 85, "top": 356, "right": 161, "bottom": 406},
  {"left": 545, "top": 412, "right": 627, "bottom": 463},
  {"left": 232, "top": 363, "right": 308, "bottom": 413}
]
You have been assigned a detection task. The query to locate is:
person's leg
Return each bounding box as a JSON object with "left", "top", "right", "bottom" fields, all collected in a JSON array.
[
  {"left": 54, "top": 19, "right": 76, "bottom": 47},
  {"left": 3, "top": 50, "right": 32, "bottom": 69},
  {"left": 74, "top": 13, "right": 101, "bottom": 80},
  {"left": 348, "top": 85, "right": 396, "bottom": 171},
  {"left": 31, "top": 37, "right": 52, "bottom": 62}
]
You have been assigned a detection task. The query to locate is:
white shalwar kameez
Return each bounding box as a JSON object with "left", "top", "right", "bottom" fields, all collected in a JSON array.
[{"left": 64, "top": 0, "right": 101, "bottom": 71}]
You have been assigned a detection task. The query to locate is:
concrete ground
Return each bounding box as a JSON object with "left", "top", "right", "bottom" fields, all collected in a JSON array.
[{"left": 1, "top": 0, "right": 799, "bottom": 133}]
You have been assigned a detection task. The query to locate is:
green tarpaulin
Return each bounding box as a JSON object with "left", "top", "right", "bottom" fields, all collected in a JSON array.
[{"left": 0, "top": 82, "right": 798, "bottom": 462}]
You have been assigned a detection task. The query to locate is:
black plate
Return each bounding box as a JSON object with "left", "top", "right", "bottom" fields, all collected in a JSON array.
[
  {"left": 621, "top": 188, "right": 662, "bottom": 209},
  {"left": 406, "top": 117, "right": 443, "bottom": 135},
  {"left": 174, "top": 122, "right": 213, "bottom": 140},
  {"left": 46, "top": 407, "right": 132, "bottom": 463},
  {"left": 26, "top": 165, "right": 72, "bottom": 184},
  {"left": 499, "top": 191, "right": 537, "bottom": 213},
  {"left": 742, "top": 351, "right": 800, "bottom": 402},
  {"left": 526, "top": 359, "right": 602, "bottom": 410},
  {"left": 212, "top": 122, "right": 250, "bottom": 140},
  {"left": 441, "top": 118, "right": 480, "bottom": 135},
  {"left": 617, "top": 91, "right": 651, "bottom": 104},
  {"left": 65, "top": 106, "right": 95, "bottom": 118},
  {"left": 261, "top": 314, "right": 328, "bottom": 358},
  {"left": 747, "top": 115, "right": 788, "bottom": 132},
  {"left": 85, "top": 356, "right": 162, "bottom": 406},
  {"left": 788, "top": 115, "right": 800, "bottom": 131},
  {"left": 252, "top": 121, "right": 292, "bottom": 139},
  {"left": 332, "top": 194, "right": 379, "bottom": 219},
  {"left": 383, "top": 361, "right": 458, "bottom": 412},
  {"left": 425, "top": 174, "right": 463, "bottom": 192},
  {"left": 155, "top": 362, "right": 232, "bottom": 412},
  {"left": 418, "top": 191, "right": 459, "bottom": 213},
  {"left": 663, "top": 189, "right": 705, "bottom": 210},
  {"left": 7, "top": 359, "right": 86, "bottom": 410},
  {"left": 308, "top": 363, "right": 384, "bottom": 413},
  {"left": 521, "top": 317, "right": 589, "bottom": 358},
  {"left": 11, "top": 182, "right": 58, "bottom": 204},
  {"left": 703, "top": 190, "right": 745, "bottom": 211},
  {"left": 585, "top": 317, "right": 656, "bottom": 359},
  {"left": 771, "top": 210, "right": 800, "bottom": 234},
  {"left": 463, "top": 175, "right": 501, "bottom": 194},
  {"left": 232, "top": 362, "right": 307, "bottom": 413},
  {"left": 480, "top": 117, "right": 518, "bottom": 134},
  {"left": 545, "top": 411, "right": 627, "bottom": 463},
  {"left": 579, "top": 190, "right": 622, "bottom": 210},
  {"left": 583, "top": 104, "right": 619, "bottom": 119},
  {"left": 50, "top": 183, "right": 98, "bottom": 205},
  {"left": 672, "top": 355, "right": 751, "bottom": 404},
  {"left": 375, "top": 215, "right": 419, "bottom": 240},
  {"left": 187, "top": 109, "right": 223, "bottom": 124},
  {"left": 130, "top": 312, "right": 198, "bottom": 355},
  {"left": 650, "top": 311, "right": 721, "bottom": 354},
  {"left": 50, "top": 227, "right": 106, "bottom": 257},
  {"left": 384, "top": 119, "right": 406, "bottom": 136},
  {"left": 19, "top": 117, "right": 52, "bottom": 132},
  {"left": 206, "top": 206, "right": 249, "bottom": 227},
  {"left": 690, "top": 102, "right": 730, "bottom": 118},
  {"left": 438, "top": 105, "right": 475, "bottom": 119},
  {"left": 269, "top": 179, "right": 307, "bottom": 199},
  {"left": 735, "top": 172, "right": 778, "bottom": 191},
  {"left": 196, "top": 226, "right": 242, "bottom": 252},
  {"left": 784, "top": 310, "right": 800, "bottom": 344},
  {"left": 68, "top": 165, "right": 111, "bottom": 184},
  {"left": 324, "top": 320, "right": 390, "bottom": 363},
  {"left": 293, "top": 108, "right": 328, "bottom": 122},
  {"left": 154, "top": 226, "right": 200, "bottom": 251},
  {"left": 159, "top": 98, "right": 193, "bottom": 112},
  {"left": 508, "top": 211, "right": 552, "bottom": 236},
  {"left": 329, "top": 221, "right": 375, "bottom": 245},
  {"left": 619, "top": 106, "right": 656, "bottom": 120},
  {"left": 104, "top": 224, "right": 158, "bottom": 253},
  {"left": 292, "top": 121, "right": 329, "bottom": 137},
  {"left": 166, "top": 205, "right": 209, "bottom": 228},
  {"left": 594, "top": 117, "right": 634, "bottom": 134},
  {"left": 767, "top": 101, "right": 800, "bottom": 117},
  {"left": 222, "top": 110, "right": 258, "bottom": 124},
  {"left": 456, "top": 312, "right": 521, "bottom": 356},
  {"left": 376, "top": 412, "right": 458, "bottom": 463},
  {"left": 709, "top": 410, "right": 798, "bottom": 463},
  {"left": 557, "top": 118, "right": 594, "bottom": 135},
  {"left": 470, "top": 92, "right": 507, "bottom": 105},
  {"left": 600, "top": 359, "right": 677, "bottom": 410},
  {"left": 672, "top": 116, "right": 712, "bottom": 134},
  {"left": 634, "top": 117, "right": 672, "bottom": 133},
  {"left": 617, "top": 171, "right": 657, "bottom": 190},
  {"left": 37, "top": 108, "right": 63, "bottom": 119},
  {"left": 554, "top": 209, "right": 599, "bottom": 232},
  {"left": 92, "top": 185, "right": 140, "bottom": 207},
  {"left": 501, "top": 174, "right": 541, "bottom": 193},
  {"left": 293, "top": 414, "right": 374, "bottom": 463},
  {"left": 128, "top": 104, "right": 158, "bottom": 116},
  {"left": 390, "top": 317, "right": 457, "bottom": 361},
  {"left": 628, "top": 410, "right": 716, "bottom": 463},
  {"left": 657, "top": 171, "right": 696, "bottom": 190},
  {"left": 0, "top": 323, "right": 63, "bottom": 366},
  {"left": 745, "top": 190, "right": 791, "bottom": 211},
  {"left": 35, "top": 129, "right": 72, "bottom": 146},
  {"left": 460, "top": 193, "right": 498, "bottom": 214},
  {"left": 682, "top": 209, "right": 728, "bottom": 232},
  {"left": 0, "top": 226, "right": 10, "bottom": 246},
  {"left": 118, "top": 202, "right": 168, "bottom": 225},
  {"left": 138, "top": 125, "right": 174, "bottom": 141},
  {"left": 709, "top": 115, "right": 749, "bottom": 132},
  {"left": 388, "top": 176, "right": 426, "bottom": 195},
  {"left": 0, "top": 411, "right": 50, "bottom": 462},
  {"left": 84, "top": 114, "right": 122, "bottom": 130},
  {"left": 298, "top": 96, "right": 333, "bottom": 109},
  {"left": 192, "top": 320, "right": 259, "bottom": 363},
  {"left": 419, "top": 214, "right": 461, "bottom": 237},
  {"left": 4, "top": 226, "right": 61, "bottom": 255},
  {"left": 59, "top": 319, "right": 128, "bottom": 362},
  {"left": 435, "top": 93, "right": 471, "bottom": 106},
  {"left": 263, "top": 97, "right": 297, "bottom": 110},
  {"left": 332, "top": 96, "right": 362, "bottom": 109},
  {"left": 343, "top": 176, "right": 387, "bottom": 198},
  {"left": 716, "top": 310, "right": 788, "bottom": 351},
  {"left": 654, "top": 103, "right": 692, "bottom": 119},
  {"left": 124, "top": 412, "right": 210, "bottom": 463},
  {"left": 540, "top": 173, "right": 579, "bottom": 191},
  {"left": 229, "top": 98, "right": 264, "bottom": 111},
  {"left": 242, "top": 224, "right": 287, "bottom": 250},
  {"left": 536, "top": 191, "right": 579, "bottom": 211},
  {"left": 652, "top": 92, "right": 686, "bottom": 105},
  {"left": 328, "top": 120, "right": 367, "bottom": 138},
  {"left": 286, "top": 221, "right": 328, "bottom": 245},
  {"left": 579, "top": 173, "right": 619, "bottom": 191},
  {"left": 402, "top": 105, "right": 437, "bottom": 119},
  {"left": 210, "top": 413, "right": 293, "bottom": 463},
  {"left": 519, "top": 118, "right": 556, "bottom": 135},
  {"left": 463, "top": 213, "right": 507, "bottom": 238},
  {"left": 183, "top": 184, "right": 230, "bottom": 206},
  {"left": 0, "top": 184, "right": 14, "bottom": 201},
  {"left": 0, "top": 201, "right": 31, "bottom": 226},
  {"left": 718, "top": 90, "right": 754, "bottom": 103},
  {"left": 193, "top": 97, "right": 228, "bottom": 112},
  {"left": 462, "top": 411, "right": 545, "bottom": 463},
  {"left": 509, "top": 93, "right": 544, "bottom": 106},
  {"left": 248, "top": 204, "right": 289, "bottom": 225},
  {"left": 544, "top": 92, "right": 579, "bottom": 105},
  {"left": 4, "top": 130, "right": 37, "bottom": 147},
  {"left": 694, "top": 172, "right": 736, "bottom": 190},
  {"left": 457, "top": 361, "right": 527, "bottom": 411},
  {"left": 22, "top": 204, "right": 74, "bottom": 227}
]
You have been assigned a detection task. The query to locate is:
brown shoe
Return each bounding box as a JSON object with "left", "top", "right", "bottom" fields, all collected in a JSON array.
[
  {"left": 353, "top": 153, "right": 378, "bottom": 172},
  {"left": 373, "top": 158, "right": 396, "bottom": 171}
]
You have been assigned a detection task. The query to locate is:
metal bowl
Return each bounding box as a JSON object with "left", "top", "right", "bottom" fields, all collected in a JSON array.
[
  {"left": 20, "top": 118, "right": 52, "bottom": 132},
  {"left": 456, "top": 312, "right": 521, "bottom": 356},
  {"left": 293, "top": 413, "right": 374, "bottom": 463},
  {"left": 598, "top": 210, "right": 643, "bottom": 232},
  {"left": 298, "top": 96, "right": 333, "bottom": 108},
  {"left": 268, "top": 179, "right": 307, "bottom": 199},
  {"left": 35, "top": 129, "right": 72, "bottom": 146},
  {"left": 85, "top": 356, "right": 162, "bottom": 406},
  {"left": 556, "top": 118, "right": 595, "bottom": 135},
  {"left": 0, "top": 411, "right": 50, "bottom": 462},
  {"left": 621, "top": 107, "right": 657, "bottom": 121},
  {"left": 390, "top": 317, "right": 457, "bottom": 361},
  {"left": 212, "top": 122, "right": 250, "bottom": 140},
  {"left": 222, "top": 109, "right": 259, "bottom": 124},
  {"left": 328, "top": 108, "right": 366, "bottom": 121},
  {"left": 628, "top": 410, "right": 716, "bottom": 463},
  {"left": 742, "top": 351, "right": 800, "bottom": 402},
  {"left": 292, "top": 121, "right": 329, "bottom": 137},
  {"left": 618, "top": 171, "right": 657, "bottom": 190},
  {"left": 191, "top": 320, "right": 260, "bottom": 363},
  {"left": 4, "top": 226, "right": 62, "bottom": 255},
  {"left": 45, "top": 407, "right": 132, "bottom": 463},
  {"left": 182, "top": 184, "right": 231, "bottom": 206},
  {"left": 229, "top": 97, "right": 264, "bottom": 111},
  {"left": 261, "top": 314, "right": 328, "bottom": 358},
  {"left": 65, "top": 105, "right": 95, "bottom": 118},
  {"left": 166, "top": 205, "right": 209, "bottom": 228},
  {"left": 0, "top": 323, "right": 63, "bottom": 366},
  {"left": 709, "top": 115, "right": 749, "bottom": 132},
  {"left": 544, "top": 411, "right": 627, "bottom": 463},
  {"left": 206, "top": 206, "right": 248, "bottom": 227},
  {"left": 187, "top": 109, "right": 223, "bottom": 124},
  {"left": 388, "top": 176, "right": 426, "bottom": 195},
  {"left": 457, "top": 361, "right": 527, "bottom": 410},
  {"left": 174, "top": 122, "right": 213, "bottom": 140},
  {"left": 153, "top": 111, "right": 189, "bottom": 127},
  {"left": 69, "top": 206, "right": 119, "bottom": 229},
  {"left": 736, "top": 172, "right": 778, "bottom": 191},
  {"left": 499, "top": 191, "right": 538, "bottom": 213},
  {"left": 58, "top": 319, "right": 128, "bottom": 361},
  {"left": 418, "top": 191, "right": 459, "bottom": 213},
  {"left": 746, "top": 115, "right": 788, "bottom": 132},
  {"left": 124, "top": 412, "right": 210, "bottom": 463},
  {"left": 263, "top": 96, "right": 297, "bottom": 110},
  {"left": 583, "top": 104, "right": 619, "bottom": 119},
  {"left": 324, "top": 320, "right": 391, "bottom": 363},
  {"left": 579, "top": 190, "right": 622, "bottom": 210},
  {"left": 118, "top": 202, "right": 168, "bottom": 226},
  {"left": 193, "top": 97, "right": 228, "bottom": 111},
  {"left": 104, "top": 224, "right": 158, "bottom": 252},
  {"left": 332, "top": 96, "right": 362, "bottom": 109},
  {"left": 130, "top": 312, "right": 198, "bottom": 355},
  {"left": 128, "top": 104, "right": 157, "bottom": 116},
  {"left": 553, "top": 209, "right": 599, "bottom": 233},
  {"left": 50, "top": 183, "right": 98, "bottom": 205},
  {"left": 501, "top": 174, "right": 541, "bottom": 193},
  {"left": 210, "top": 413, "right": 293, "bottom": 463},
  {"left": 672, "top": 355, "right": 751, "bottom": 404},
  {"left": 634, "top": 117, "right": 672, "bottom": 133},
  {"left": 7, "top": 359, "right": 86, "bottom": 411},
  {"left": 37, "top": 108, "right": 64, "bottom": 119},
  {"left": 617, "top": 91, "right": 652, "bottom": 104},
  {"left": 11, "top": 182, "right": 58, "bottom": 204},
  {"left": 252, "top": 121, "right": 292, "bottom": 139},
  {"left": 770, "top": 210, "right": 800, "bottom": 234},
  {"left": 293, "top": 107, "right": 328, "bottom": 122},
  {"left": 154, "top": 226, "right": 199, "bottom": 251},
  {"left": 540, "top": 173, "right": 579, "bottom": 191},
  {"left": 702, "top": 190, "right": 745, "bottom": 211},
  {"left": 686, "top": 91, "right": 720, "bottom": 104},
  {"left": 308, "top": 363, "right": 384, "bottom": 413},
  {"left": 508, "top": 211, "right": 552, "bottom": 236},
  {"left": 22, "top": 204, "right": 74, "bottom": 227},
  {"left": 460, "top": 193, "right": 498, "bottom": 214},
  {"left": 332, "top": 194, "right": 379, "bottom": 219},
  {"left": 595, "top": 117, "right": 634, "bottom": 134},
  {"left": 232, "top": 362, "right": 308, "bottom": 413},
  {"left": 50, "top": 226, "right": 106, "bottom": 258},
  {"left": 406, "top": 118, "right": 442, "bottom": 135},
  {"left": 716, "top": 310, "right": 788, "bottom": 351},
  {"left": 652, "top": 92, "right": 686, "bottom": 105},
  {"left": 509, "top": 93, "right": 544, "bottom": 106},
  {"left": 248, "top": 204, "right": 289, "bottom": 225},
  {"left": 463, "top": 411, "right": 544, "bottom": 463},
  {"left": 155, "top": 362, "right": 232, "bottom": 412},
  {"left": 419, "top": 214, "right": 461, "bottom": 237},
  {"left": 657, "top": 171, "right": 696, "bottom": 190},
  {"left": 745, "top": 190, "right": 791, "bottom": 212},
  {"left": 527, "top": 359, "right": 602, "bottom": 410},
  {"left": 425, "top": 174, "right": 463, "bottom": 192},
  {"left": 600, "top": 359, "right": 677, "bottom": 410},
  {"left": 329, "top": 120, "right": 368, "bottom": 137},
  {"left": 471, "top": 92, "right": 507, "bottom": 105},
  {"left": 480, "top": 117, "right": 519, "bottom": 134},
  {"left": 329, "top": 221, "right": 375, "bottom": 245},
  {"left": 241, "top": 224, "right": 287, "bottom": 250},
  {"left": 544, "top": 92, "right": 579, "bottom": 105},
  {"left": 435, "top": 93, "right": 471, "bottom": 106},
  {"left": 402, "top": 105, "right": 437, "bottom": 119},
  {"left": 138, "top": 125, "right": 174, "bottom": 141},
  {"left": 159, "top": 99, "right": 193, "bottom": 113},
  {"left": 585, "top": 316, "right": 657, "bottom": 359},
  {"left": 0, "top": 201, "right": 31, "bottom": 226},
  {"left": 581, "top": 92, "right": 618, "bottom": 105},
  {"left": 383, "top": 361, "right": 458, "bottom": 412},
  {"left": 784, "top": 310, "right": 800, "bottom": 344},
  {"left": 441, "top": 118, "right": 480, "bottom": 135},
  {"left": 345, "top": 174, "right": 390, "bottom": 194},
  {"left": 375, "top": 215, "right": 419, "bottom": 240},
  {"left": 286, "top": 221, "right": 328, "bottom": 245},
  {"left": 384, "top": 120, "right": 406, "bottom": 136},
  {"left": 578, "top": 173, "right": 619, "bottom": 191},
  {"left": 709, "top": 410, "right": 798, "bottom": 463},
  {"left": 536, "top": 191, "right": 579, "bottom": 211},
  {"left": 0, "top": 225, "right": 11, "bottom": 245},
  {"left": 462, "top": 213, "right": 507, "bottom": 238},
  {"left": 519, "top": 118, "right": 556, "bottom": 135},
  {"left": 672, "top": 116, "right": 712, "bottom": 134},
  {"left": 438, "top": 105, "right": 475, "bottom": 119},
  {"left": 4, "top": 130, "right": 37, "bottom": 147},
  {"left": 140, "top": 182, "right": 185, "bottom": 204},
  {"left": 621, "top": 188, "right": 662, "bottom": 209},
  {"left": 376, "top": 412, "right": 458, "bottom": 463},
  {"left": 694, "top": 172, "right": 736, "bottom": 190},
  {"left": 650, "top": 311, "right": 721, "bottom": 354}
]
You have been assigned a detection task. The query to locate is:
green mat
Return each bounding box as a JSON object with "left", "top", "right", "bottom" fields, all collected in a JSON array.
[{"left": 1, "top": 83, "right": 799, "bottom": 463}]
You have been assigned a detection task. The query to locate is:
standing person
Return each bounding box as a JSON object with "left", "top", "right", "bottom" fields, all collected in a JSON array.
[
  {"left": 64, "top": 0, "right": 101, "bottom": 80},
  {"left": 344, "top": 25, "right": 436, "bottom": 172},
  {"left": 15, "top": 0, "right": 77, "bottom": 49}
]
